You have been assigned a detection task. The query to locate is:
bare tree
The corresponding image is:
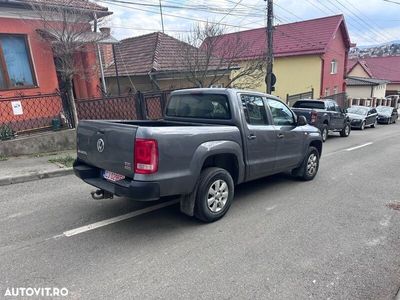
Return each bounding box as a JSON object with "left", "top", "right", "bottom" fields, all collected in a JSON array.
[
  {"left": 177, "top": 22, "right": 265, "bottom": 89},
  {"left": 28, "top": 0, "right": 108, "bottom": 125}
]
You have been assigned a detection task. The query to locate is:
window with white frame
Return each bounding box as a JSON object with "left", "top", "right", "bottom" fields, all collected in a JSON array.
[
  {"left": 330, "top": 59, "right": 338, "bottom": 74},
  {"left": 325, "top": 88, "right": 330, "bottom": 97},
  {"left": 333, "top": 86, "right": 338, "bottom": 94}
]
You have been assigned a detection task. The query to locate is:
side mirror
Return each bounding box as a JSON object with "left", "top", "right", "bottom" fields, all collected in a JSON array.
[{"left": 297, "top": 115, "right": 308, "bottom": 126}]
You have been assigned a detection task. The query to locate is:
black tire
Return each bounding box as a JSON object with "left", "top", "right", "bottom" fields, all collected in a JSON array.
[
  {"left": 360, "top": 121, "right": 366, "bottom": 130},
  {"left": 194, "top": 167, "right": 234, "bottom": 222},
  {"left": 371, "top": 119, "right": 377, "bottom": 128},
  {"left": 340, "top": 123, "right": 351, "bottom": 137},
  {"left": 292, "top": 146, "right": 320, "bottom": 181},
  {"left": 320, "top": 124, "right": 328, "bottom": 142}
]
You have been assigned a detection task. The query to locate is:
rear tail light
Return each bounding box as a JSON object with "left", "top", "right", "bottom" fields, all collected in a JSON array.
[
  {"left": 310, "top": 111, "right": 318, "bottom": 124},
  {"left": 134, "top": 139, "right": 158, "bottom": 174}
]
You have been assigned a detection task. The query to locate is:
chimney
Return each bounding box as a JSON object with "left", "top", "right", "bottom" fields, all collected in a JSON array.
[{"left": 99, "top": 27, "right": 114, "bottom": 68}]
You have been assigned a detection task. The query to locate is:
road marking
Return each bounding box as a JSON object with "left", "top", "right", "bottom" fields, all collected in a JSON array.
[
  {"left": 346, "top": 142, "right": 373, "bottom": 151},
  {"left": 62, "top": 199, "right": 179, "bottom": 237}
]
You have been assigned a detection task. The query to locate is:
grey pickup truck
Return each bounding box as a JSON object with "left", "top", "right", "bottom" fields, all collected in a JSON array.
[
  {"left": 74, "top": 88, "right": 322, "bottom": 222},
  {"left": 291, "top": 99, "right": 351, "bottom": 142}
]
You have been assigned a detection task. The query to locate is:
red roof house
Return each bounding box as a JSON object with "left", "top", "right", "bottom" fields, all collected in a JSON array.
[
  {"left": 348, "top": 56, "right": 400, "bottom": 95},
  {"left": 205, "top": 15, "right": 351, "bottom": 100}
]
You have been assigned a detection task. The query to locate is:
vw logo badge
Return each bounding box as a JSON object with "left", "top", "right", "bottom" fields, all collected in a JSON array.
[{"left": 97, "top": 138, "right": 105, "bottom": 153}]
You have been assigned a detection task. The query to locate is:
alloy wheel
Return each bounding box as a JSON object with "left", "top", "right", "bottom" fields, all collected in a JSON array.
[
  {"left": 307, "top": 153, "right": 318, "bottom": 176},
  {"left": 207, "top": 179, "right": 229, "bottom": 213}
]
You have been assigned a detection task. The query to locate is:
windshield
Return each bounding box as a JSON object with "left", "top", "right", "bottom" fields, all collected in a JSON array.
[
  {"left": 347, "top": 107, "right": 368, "bottom": 115},
  {"left": 376, "top": 106, "right": 392, "bottom": 114},
  {"left": 292, "top": 101, "right": 325, "bottom": 109},
  {"left": 166, "top": 94, "right": 231, "bottom": 119}
]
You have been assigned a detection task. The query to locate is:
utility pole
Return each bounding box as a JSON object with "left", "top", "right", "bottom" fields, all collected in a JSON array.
[
  {"left": 159, "top": 0, "right": 165, "bottom": 33},
  {"left": 265, "top": 0, "right": 274, "bottom": 94}
]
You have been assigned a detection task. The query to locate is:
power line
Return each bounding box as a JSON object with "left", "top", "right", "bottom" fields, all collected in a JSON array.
[
  {"left": 100, "top": 0, "right": 258, "bottom": 29},
  {"left": 332, "top": 0, "right": 395, "bottom": 42}
]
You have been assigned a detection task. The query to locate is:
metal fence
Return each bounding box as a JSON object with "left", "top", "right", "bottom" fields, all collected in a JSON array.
[
  {"left": 75, "top": 91, "right": 171, "bottom": 121},
  {"left": 0, "top": 93, "right": 66, "bottom": 136},
  {"left": 76, "top": 94, "right": 139, "bottom": 120},
  {"left": 286, "top": 89, "right": 314, "bottom": 106},
  {"left": 321, "top": 92, "right": 348, "bottom": 108}
]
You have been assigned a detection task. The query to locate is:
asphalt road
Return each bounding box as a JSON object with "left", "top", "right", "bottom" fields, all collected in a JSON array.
[{"left": 1, "top": 123, "right": 400, "bottom": 299}]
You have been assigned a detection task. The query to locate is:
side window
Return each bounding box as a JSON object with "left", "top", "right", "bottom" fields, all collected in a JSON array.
[
  {"left": 334, "top": 104, "right": 341, "bottom": 112},
  {"left": 371, "top": 109, "right": 377, "bottom": 114},
  {"left": 267, "top": 98, "right": 295, "bottom": 126},
  {"left": 241, "top": 95, "right": 268, "bottom": 125}
]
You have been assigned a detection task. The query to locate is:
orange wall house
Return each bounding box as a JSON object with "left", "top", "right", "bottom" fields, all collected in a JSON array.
[{"left": 0, "top": 1, "right": 111, "bottom": 133}]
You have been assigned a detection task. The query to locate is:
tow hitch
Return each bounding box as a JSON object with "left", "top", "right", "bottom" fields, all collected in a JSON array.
[{"left": 91, "top": 189, "right": 114, "bottom": 200}]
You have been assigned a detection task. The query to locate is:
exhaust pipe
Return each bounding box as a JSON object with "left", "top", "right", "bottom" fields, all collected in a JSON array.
[{"left": 91, "top": 189, "right": 114, "bottom": 200}]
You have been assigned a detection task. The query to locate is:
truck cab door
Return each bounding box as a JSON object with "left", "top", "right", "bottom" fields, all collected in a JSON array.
[
  {"left": 333, "top": 102, "right": 345, "bottom": 129},
  {"left": 266, "top": 98, "right": 305, "bottom": 171},
  {"left": 240, "top": 94, "right": 277, "bottom": 181}
]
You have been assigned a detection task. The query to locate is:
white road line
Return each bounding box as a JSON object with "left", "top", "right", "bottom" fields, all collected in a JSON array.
[
  {"left": 346, "top": 142, "right": 373, "bottom": 152},
  {"left": 63, "top": 199, "right": 179, "bottom": 237}
]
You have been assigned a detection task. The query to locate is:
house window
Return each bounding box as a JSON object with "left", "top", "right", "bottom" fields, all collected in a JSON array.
[
  {"left": 330, "top": 59, "right": 338, "bottom": 74},
  {"left": 333, "top": 86, "right": 338, "bottom": 95},
  {"left": 0, "top": 35, "right": 36, "bottom": 90},
  {"left": 325, "top": 88, "right": 330, "bottom": 97}
]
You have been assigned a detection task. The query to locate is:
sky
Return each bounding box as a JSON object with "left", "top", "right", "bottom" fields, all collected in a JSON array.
[{"left": 97, "top": 0, "right": 400, "bottom": 46}]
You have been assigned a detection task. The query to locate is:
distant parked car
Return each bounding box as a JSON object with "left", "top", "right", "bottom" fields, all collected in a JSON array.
[
  {"left": 291, "top": 99, "right": 350, "bottom": 142},
  {"left": 376, "top": 106, "right": 398, "bottom": 124},
  {"left": 346, "top": 106, "right": 378, "bottom": 130}
]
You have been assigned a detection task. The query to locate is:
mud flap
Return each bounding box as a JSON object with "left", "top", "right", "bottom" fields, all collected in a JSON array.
[{"left": 179, "top": 182, "right": 198, "bottom": 217}]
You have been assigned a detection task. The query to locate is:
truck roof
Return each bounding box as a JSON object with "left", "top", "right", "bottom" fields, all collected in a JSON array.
[{"left": 171, "top": 88, "right": 281, "bottom": 101}]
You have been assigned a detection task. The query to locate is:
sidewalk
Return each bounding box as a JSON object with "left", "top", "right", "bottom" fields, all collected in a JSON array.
[{"left": 0, "top": 150, "right": 76, "bottom": 186}]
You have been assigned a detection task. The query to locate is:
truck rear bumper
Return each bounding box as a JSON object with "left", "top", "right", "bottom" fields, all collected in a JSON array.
[{"left": 74, "top": 162, "right": 160, "bottom": 201}]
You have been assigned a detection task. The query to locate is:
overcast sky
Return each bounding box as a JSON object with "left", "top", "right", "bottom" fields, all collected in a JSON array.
[{"left": 98, "top": 0, "right": 400, "bottom": 46}]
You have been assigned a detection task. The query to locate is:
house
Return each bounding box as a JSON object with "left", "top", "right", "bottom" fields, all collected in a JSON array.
[
  {"left": 207, "top": 15, "right": 352, "bottom": 101},
  {"left": 102, "top": 32, "right": 233, "bottom": 95},
  {"left": 346, "top": 76, "right": 389, "bottom": 99},
  {"left": 347, "top": 56, "right": 400, "bottom": 96},
  {"left": 0, "top": 0, "right": 111, "bottom": 134}
]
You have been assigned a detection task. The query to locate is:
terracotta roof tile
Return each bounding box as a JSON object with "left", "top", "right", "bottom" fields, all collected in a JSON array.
[
  {"left": 7, "top": 0, "right": 109, "bottom": 12},
  {"left": 105, "top": 32, "right": 228, "bottom": 77},
  {"left": 206, "top": 15, "right": 350, "bottom": 60},
  {"left": 348, "top": 56, "right": 400, "bottom": 83}
]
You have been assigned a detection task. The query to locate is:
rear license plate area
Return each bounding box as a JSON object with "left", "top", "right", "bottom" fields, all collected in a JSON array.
[{"left": 102, "top": 170, "right": 125, "bottom": 182}]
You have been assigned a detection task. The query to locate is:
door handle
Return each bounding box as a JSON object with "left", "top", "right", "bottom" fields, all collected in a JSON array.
[
  {"left": 247, "top": 134, "right": 256, "bottom": 140},
  {"left": 277, "top": 133, "right": 285, "bottom": 139}
]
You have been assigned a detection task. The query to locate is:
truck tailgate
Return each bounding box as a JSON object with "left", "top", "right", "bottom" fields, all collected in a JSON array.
[
  {"left": 292, "top": 108, "right": 312, "bottom": 122},
  {"left": 76, "top": 120, "right": 137, "bottom": 178}
]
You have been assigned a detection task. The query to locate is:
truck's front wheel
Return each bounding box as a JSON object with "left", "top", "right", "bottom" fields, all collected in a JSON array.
[{"left": 194, "top": 167, "right": 234, "bottom": 222}]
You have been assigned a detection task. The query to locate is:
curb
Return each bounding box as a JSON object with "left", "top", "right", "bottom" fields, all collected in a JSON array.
[
  {"left": 395, "top": 287, "right": 400, "bottom": 300},
  {"left": 0, "top": 168, "right": 74, "bottom": 186}
]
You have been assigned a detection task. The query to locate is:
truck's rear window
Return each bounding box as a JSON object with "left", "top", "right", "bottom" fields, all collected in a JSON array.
[
  {"left": 293, "top": 101, "right": 325, "bottom": 109},
  {"left": 166, "top": 94, "right": 231, "bottom": 119}
]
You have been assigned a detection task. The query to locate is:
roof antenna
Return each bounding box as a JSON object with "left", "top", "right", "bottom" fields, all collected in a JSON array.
[{"left": 159, "top": 0, "right": 165, "bottom": 33}]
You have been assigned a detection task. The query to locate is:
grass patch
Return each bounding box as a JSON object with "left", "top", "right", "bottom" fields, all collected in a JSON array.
[
  {"left": 49, "top": 155, "right": 75, "bottom": 168},
  {"left": 0, "top": 154, "right": 8, "bottom": 161}
]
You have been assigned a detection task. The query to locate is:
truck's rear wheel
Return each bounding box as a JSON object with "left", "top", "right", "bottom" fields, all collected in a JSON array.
[
  {"left": 194, "top": 167, "right": 234, "bottom": 222},
  {"left": 320, "top": 124, "right": 328, "bottom": 142},
  {"left": 340, "top": 123, "right": 351, "bottom": 137}
]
